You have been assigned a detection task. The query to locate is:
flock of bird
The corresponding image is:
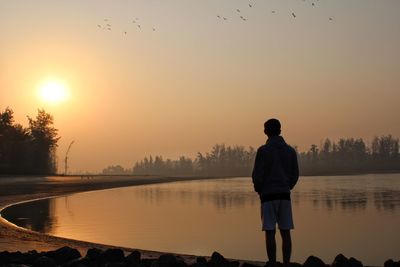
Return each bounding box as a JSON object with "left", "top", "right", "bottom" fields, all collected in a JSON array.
[
  {"left": 97, "top": 18, "right": 156, "bottom": 35},
  {"left": 96, "top": 0, "right": 334, "bottom": 36},
  {"left": 215, "top": 0, "right": 333, "bottom": 23}
]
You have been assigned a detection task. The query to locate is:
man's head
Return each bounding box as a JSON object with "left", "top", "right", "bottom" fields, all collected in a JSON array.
[{"left": 264, "top": 118, "right": 281, "bottom": 137}]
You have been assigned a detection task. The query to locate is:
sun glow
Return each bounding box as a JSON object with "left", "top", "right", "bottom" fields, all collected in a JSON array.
[{"left": 38, "top": 80, "right": 70, "bottom": 103}]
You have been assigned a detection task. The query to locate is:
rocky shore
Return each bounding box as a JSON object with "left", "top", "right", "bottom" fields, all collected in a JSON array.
[{"left": 0, "top": 246, "right": 399, "bottom": 267}]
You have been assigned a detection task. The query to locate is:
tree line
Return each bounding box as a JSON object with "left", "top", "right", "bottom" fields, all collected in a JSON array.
[
  {"left": 104, "top": 136, "right": 400, "bottom": 176},
  {"left": 0, "top": 107, "right": 59, "bottom": 175}
]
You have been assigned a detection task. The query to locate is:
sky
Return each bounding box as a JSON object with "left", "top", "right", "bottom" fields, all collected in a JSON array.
[{"left": 1, "top": 0, "right": 400, "bottom": 173}]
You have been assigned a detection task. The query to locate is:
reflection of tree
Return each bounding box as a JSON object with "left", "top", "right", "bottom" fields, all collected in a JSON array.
[
  {"left": 134, "top": 181, "right": 259, "bottom": 211},
  {"left": 295, "top": 189, "right": 368, "bottom": 212},
  {"left": 2, "top": 198, "right": 56, "bottom": 233},
  {"left": 374, "top": 190, "right": 400, "bottom": 212}
]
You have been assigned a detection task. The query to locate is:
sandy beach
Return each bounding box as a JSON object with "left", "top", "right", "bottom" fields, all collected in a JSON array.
[{"left": 0, "top": 175, "right": 236, "bottom": 263}]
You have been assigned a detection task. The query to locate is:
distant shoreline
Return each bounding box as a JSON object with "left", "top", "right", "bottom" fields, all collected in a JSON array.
[{"left": 2, "top": 169, "right": 399, "bottom": 180}]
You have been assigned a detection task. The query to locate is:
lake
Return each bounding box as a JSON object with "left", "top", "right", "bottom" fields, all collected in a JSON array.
[{"left": 2, "top": 174, "right": 400, "bottom": 266}]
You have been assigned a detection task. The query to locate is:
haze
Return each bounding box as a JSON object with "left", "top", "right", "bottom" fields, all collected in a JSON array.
[{"left": 1, "top": 0, "right": 399, "bottom": 173}]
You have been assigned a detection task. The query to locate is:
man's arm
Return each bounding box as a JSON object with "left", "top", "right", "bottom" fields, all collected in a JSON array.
[
  {"left": 252, "top": 147, "right": 265, "bottom": 194},
  {"left": 289, "top": 149, "right": 299, "bottom": 190}
]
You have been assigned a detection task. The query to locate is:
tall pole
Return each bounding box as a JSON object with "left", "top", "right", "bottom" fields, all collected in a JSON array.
[{"left": 64, "top": 140, "right": 75, "bottom": 175}]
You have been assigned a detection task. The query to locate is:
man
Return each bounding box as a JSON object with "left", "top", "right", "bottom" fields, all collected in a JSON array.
[{"left": 252, "top": 119, "right": 299, "bottom": 267}]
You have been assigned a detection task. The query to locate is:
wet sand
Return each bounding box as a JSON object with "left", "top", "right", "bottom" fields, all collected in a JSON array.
[{"left": 0, "top": 175, "right": 242, "bottom": 264}]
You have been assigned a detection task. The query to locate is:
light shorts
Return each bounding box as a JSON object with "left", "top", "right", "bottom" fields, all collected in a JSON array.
[{"left": 261, "top": 199, "right": 294, "bottom": 231}]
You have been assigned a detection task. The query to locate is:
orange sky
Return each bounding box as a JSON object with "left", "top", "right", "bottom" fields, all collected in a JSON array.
[{"left": 1, "top": 0, "right": 399, "bottom": 173}]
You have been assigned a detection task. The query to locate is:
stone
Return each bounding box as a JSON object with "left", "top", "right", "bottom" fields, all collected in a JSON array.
[
  {"left": 34, "top": 256, "right": 57, "bottom": 267},
  {"left": 142, "top": 259, "right": 157, "bottom": 267},
  {"left": 209, "top": 252, "right": 230, "bottom": 267},
  {"left": 151, "top": 254, "right": 186, "bottom": 267},
  {"left": 210, "top": 252, "right": 226, "bottom": 264},
  {"left": 101, "top": 249, "right": 125, "bottom": 263},
  {"left": 303, "top": 256, "right": 326, "bottom": 267},
  {"left": 240, "top": 263, "right": 259, "bottom": 267},
  {"left": 126, "top": 251, "right": 141, "bottom": 266},
  {"left": 196, "top": 258, "right": 207, "bottom": 265},
  {"left": 86, "top": 248, "right": 103, "bottom": 261},
  {"left": 384, "top": 259, "right": 400, "bottom": 267},
  {"left": 348, "top": 257, "right": 363, "bottom": 267},
  {"left": 45, "top": 246, "right": 81, "bottom": 264},
  {"left": 2, "top": 264, "right": 32, "bottom": 267},
  {"left": 105, "top": 262, "right": 128, "bottom": 267},
  {"left": 0, "top": 251, "right": 11, "bottom": 263},
  {"left": 331, "top": 254, "right": 348, "bottom": 267}
]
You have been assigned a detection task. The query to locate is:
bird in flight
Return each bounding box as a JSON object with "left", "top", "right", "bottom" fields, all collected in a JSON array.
[
  {"left": 249, "top": 4, "right": 252, "bottom": 8},
  {"left": 236, "top": 9, "right": 241, "bottom": 13},
  {"left": 292, "top": 12, "right": 296, "bottom": 18},
  {"left": 329, "top": 17, "right": 333, "bottom": 21}
]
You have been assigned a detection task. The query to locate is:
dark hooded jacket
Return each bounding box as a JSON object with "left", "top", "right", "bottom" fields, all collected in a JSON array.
[{"left": 252, "top": 136, "right": 299, "bottom": 197}]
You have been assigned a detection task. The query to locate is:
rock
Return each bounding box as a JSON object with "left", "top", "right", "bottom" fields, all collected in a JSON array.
[
  {"left": 141, "top": 258, "right": 157, "bottom": 267},
  {"left": 348, "top": 257, "right": 363, "bottom": 267},
  {"left": 240, "top": 263, "right": 259, "bottom": 267},
  {"left": 384, "top": 260, "right": 400, "bottom": 267},
  {"left": 45, "top": 246, "right": 81, "bottom": 264},
  {"left": 303, "top": 256, "right": 326, "bottom": 267},
  {"left": 331, "top": 254, "right": 348, "bottom": 267},
  {"left": 86, "top": 248, "right": 103, "bottom": 261},
  {"left": 105, "top": 262, "right": 128, "bottom": 267},
  {"left": 101, "top": 249, "right": 125, "bottom": 263},
  {"left": 0, "top": 251, "right": 11, "bottom": 263},
  {"left": 151, "top": 254, "right": 186, "bottom": 267},
  {"left": 126, "top": 251, "right": 141, "bottom": 266},
  {"left": 209, "top": 252, "right": 229, "bottom": 267},
  {"left": 3, "top": 264, "right": 32, "bottom": 267},
  {"left": 34, "top": 256, "right": 57, "bottom": 267},
  {"left": 385, "top": 260, "right": 395, "bottom": 267},
  {"left": 190, "top": 257, "right": 207, "bottom": 267},
  {"left": 196, "top": 257, "right": 207, "bottom": 265},
  {"left": 289, "top": 263, "right": 302, "bottom": 267},
  {"left": 210, "top": 252, "right": 225, "bottom": 264}
]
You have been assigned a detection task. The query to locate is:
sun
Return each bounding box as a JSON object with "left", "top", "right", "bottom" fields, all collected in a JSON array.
[{"left": 38, "top": 80, "right": 70, "bottom": 104}]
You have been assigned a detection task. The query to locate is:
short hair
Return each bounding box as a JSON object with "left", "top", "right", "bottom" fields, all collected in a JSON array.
[{"left": 264, "top": 118, "right": 281, "bottom": 136}]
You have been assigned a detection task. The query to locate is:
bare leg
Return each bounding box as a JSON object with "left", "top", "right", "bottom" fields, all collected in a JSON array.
[
  {"left": 280, "top": 229, "right": 292, "bottom": 267},
  {"left": 265, "top": 230, "right": 276, "bottom": 266}
]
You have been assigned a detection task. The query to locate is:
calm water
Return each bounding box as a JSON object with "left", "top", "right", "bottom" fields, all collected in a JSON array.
[{"left": 2, "top": 174, "right": 400, "bottom": 266}]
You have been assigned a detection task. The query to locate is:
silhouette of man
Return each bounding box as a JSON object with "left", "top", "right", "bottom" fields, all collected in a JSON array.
[{"left": 252, "top": 119, "right": 299, "bottom": 267}]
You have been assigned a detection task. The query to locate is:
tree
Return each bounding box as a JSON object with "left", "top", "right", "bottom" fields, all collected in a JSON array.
[{"left": 28, "top": 109, "right": 60, "bottom": 174}]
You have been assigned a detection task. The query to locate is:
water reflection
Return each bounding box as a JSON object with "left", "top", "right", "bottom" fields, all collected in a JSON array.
[
  {"left": 374, "top": 190, "right": 400, "bottom": 212},
  {"left": 1, "top": 175, "right": 399, "bottom": 266},
  {"left": 1, "top": 198, "right": 56, "bottom": 233},
  {"left": 135, "top": 180, "right": 259, "bottom": 211},
  {"left": 3, "top": 176, "right": 400, "bottom": 235}
]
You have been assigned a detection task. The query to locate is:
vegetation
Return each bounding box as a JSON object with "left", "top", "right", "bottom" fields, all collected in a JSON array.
[
  {"left": 0, "top": 107, "right": 59, "bottom": 175},
  {"left": 128, "top": 137, "right": 400, "bottom": 177}
]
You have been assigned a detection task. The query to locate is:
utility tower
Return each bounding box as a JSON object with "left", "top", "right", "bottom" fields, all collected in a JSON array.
[{"left": 64, "top": 140, "right": 75, "bottom": 175}]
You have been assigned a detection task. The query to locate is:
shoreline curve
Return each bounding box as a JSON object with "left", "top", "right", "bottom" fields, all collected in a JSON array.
[{"left": 0, "top": 175, "right": 248, "bottom": 264}]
